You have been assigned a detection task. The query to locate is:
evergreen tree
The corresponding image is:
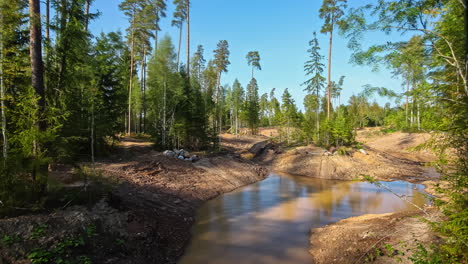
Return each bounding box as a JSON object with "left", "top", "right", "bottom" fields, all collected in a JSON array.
[
  {"left": 172, "top": 0, "right": 186, "bottom": 71},
  {"left": 246, "top": 51, "right": 261, "bottom": 79},
  {"left": 281, "top": 88, "right": 298, "bottom": 144},
  {"left": 231, "top": 79, "right": 244, "bottom": 135},
  {"left": 191, "top": 45, "right": 206, "bottom": 81},
  {"left": 319, "top": 0, "right": 347, "bottom": 119},
  {"left": 213, "top": 40, "right": 230, "bottom": 134},
  {"left": 303, "top": 31, "right": 326, "bottom": 141},
  {"left": 244, "top": 78, "right": 259, "bottom": 134}
]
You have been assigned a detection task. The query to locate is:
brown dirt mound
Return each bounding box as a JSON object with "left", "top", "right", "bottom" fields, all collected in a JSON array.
[{"left": 309, "top": 209, "right": 440, "bottom": 264}]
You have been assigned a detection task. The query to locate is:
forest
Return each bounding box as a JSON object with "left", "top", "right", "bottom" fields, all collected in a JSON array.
[{"left": 0, "top": 0, "right": 467, "bottom": 263}]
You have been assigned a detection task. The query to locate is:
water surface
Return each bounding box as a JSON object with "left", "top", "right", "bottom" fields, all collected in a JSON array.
[{"left": 179, "top": 173, "right": 428, "bottom": 264}]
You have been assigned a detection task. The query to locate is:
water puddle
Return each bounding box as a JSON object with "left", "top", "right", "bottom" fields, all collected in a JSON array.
[{"left": 179, "top": 173, "right": 428, "bottom": 264}]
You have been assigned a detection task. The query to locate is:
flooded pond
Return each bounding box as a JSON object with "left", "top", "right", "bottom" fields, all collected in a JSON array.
[{"left": 179, "top": 173, "right": 429, "bottom": 264}]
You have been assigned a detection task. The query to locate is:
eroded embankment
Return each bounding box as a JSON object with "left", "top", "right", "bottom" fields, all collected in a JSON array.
[
  {"left": 0, "top": 138, "right": 268, "bottom": 264},
  {"left": 253, "top": 131, "right": 438, "bottom": 183}
]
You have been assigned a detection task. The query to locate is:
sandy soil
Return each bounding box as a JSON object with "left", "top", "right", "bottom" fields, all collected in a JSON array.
[
  {"left": 309, "top": 209, "right": 441, "bottom": 264},
  {"left": 252, "top": 129, "right": 439, "bottom": 184},
  {"left": 356, "top": 128, "right": 436, "bottom": 163}
]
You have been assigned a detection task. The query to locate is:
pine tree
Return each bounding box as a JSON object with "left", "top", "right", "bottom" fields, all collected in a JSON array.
[
  {"left": 148, "top": 0, "right": 166, "bottom": 51},
  {"left": 172, "top": 0, "right": 187, "bottom": 71},
  {"left": 231, "top": 79, "right": 244, "bottom": 135},
  {"left": 245, "top": 78, "right": 259, "bottom": 134},
  {"left": 281, "top": 88, "right": 298, "bottom": 144},
  {"left": 246, "top": 51, "right": 261, "bottom": 79},
  {"left": 319, "top": 0, "right": 347, "bottom": 119},
  {"left": 213, "top": 40, "right": 230, "bottom": 134},
  {"left": 191, "top": 45, "right": 205, "bottom": 81},
  {"left": 303, "top": 32, "right": 326, "bottom": 140}
]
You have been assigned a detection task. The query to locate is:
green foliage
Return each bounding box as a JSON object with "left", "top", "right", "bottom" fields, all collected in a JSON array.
[
  {"left": 244, "top": 78, "right": 260, "bottom": 134},
  {"left": 246, "top": 51, "right": 261, "bottom": 78},
  {"left": 27, "top": 235, "right": 88, "bottom": 264},
  {"left": 1, "top": 234, "right": 21, "bottom": 246}
]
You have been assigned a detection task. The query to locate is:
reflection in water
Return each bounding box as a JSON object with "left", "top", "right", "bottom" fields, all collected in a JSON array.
[{"left": 179, "top": 173, "right": 428, "bottom": 264}]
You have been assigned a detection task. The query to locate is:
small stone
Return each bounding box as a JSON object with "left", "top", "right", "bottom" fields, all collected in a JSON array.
[
  {"left": 163, "top": 150, "right": 175, "bottom": 157},
  {"left": 190, "top": 155, "right": 199, "bottom": 162},
  {"left": 359, "top": 149, "right": 368, "bottom": 155}
]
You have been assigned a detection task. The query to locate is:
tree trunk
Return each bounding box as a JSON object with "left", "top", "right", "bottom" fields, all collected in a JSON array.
[
  {"left": 85, "top": 0, "right": 90, "bottom": 32},
  {"left": 154, "top": 7, "right": 159, "bottom": 51},
  {"left": 29, "top": 0, "right": 46, "bottom": 132},
  {"left": 46, "top": 0, "right": 50, "bottom": 40},
  {"left": 29, "top": 0, "right": 47, "bottom": 190},
  {"left": 89, "top": 89, "right": 95, "bottom": 189},
  {"left": 316, "top": 90, "right": 320, "bottom": 142},
  {"left": 139, "top": 46, "right": 146, "bottom": 133},
  {"left": 326, "top": 29, "right": 333, "bottom": 119},
  {"left": 417, "top": 102, "right": 420, "bottom": 131},
  {"left": 56, "top": 0, "right": 68, "bottom": 91},
  {"left": 186, "top": 0, "right": 190, "bottom": 79},
  {"left": 410, "top": 83, "right": 414, "bottom": 127},
  {"left": 0, "top": 11, "right": 7, "bottom": 161},
  {"left": 143, "top": 50, "right": 147, "bottom": 133},
  {"left": 128, "top": 10, "right": 136, "bottom": 135},
  {"left": 176, "top": 23, "right": 182, "bottom": 71},
  {"left": 464, "top": 0, "right": 468, "bottom": 63},
  {"left": 405, "top": 79, "right": 409, "bottom": 127},
  {"left": 162, "top": 77, "right": 167, "bottom": 147}
]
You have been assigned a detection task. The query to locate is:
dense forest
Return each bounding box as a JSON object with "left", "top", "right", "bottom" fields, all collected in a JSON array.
[{"left": 0, "top": 0, "right": 466, "bottom": 263}]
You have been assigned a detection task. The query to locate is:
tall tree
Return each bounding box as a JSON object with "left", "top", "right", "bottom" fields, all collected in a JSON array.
[
  {"left": 148, "top": 0, "right": 166, "bottom": 51},
  {"left": 119, "top": 0, "right": 144, "bottom": 134},
  {"left": 191, "top": 44, "right": 205, "bottom": 81},
  {"left": 185, "top": 0, "right": 190, "bottom": 77},
  {"left": 213, "top": 40, "right": 230, "bottom": 133},
  {"left": 281, "top": 88, "right": 298, "bottom": 143},
  {"left": 231, "top": 79, "right": 244, "bottom": 135},
  {"left": 303, "top": 32, "right": 326, "bottom": 140},
  {"left": 245, "top": 78, "right": 259, "bottom": 134},
  {"left": 246, "top": 51, "right": 261, "bottom": 79},
  {"left": 29, "top": 0, "right": 47, "bottom": 190},
  {"left": 319, "top": 0, "right": 347, "bottom": 119},
  {"left": 389, "top": 36, "right": 425, "bottom": 128},
  {"left": 0, "top": 5, "right": 6, "bottom": 160},
  {"left": 172, "top": 0, "right": 186, "bottom": 71}
]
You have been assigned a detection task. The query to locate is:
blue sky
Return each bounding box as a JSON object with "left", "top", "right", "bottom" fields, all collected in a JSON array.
[{"left": 88, "top": 0, "right": 410, "bottom": 110}]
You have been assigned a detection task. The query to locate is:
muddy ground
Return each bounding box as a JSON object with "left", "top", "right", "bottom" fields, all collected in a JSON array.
[{"left": 0, "top": 128, "right": 441, "bottom": 264}]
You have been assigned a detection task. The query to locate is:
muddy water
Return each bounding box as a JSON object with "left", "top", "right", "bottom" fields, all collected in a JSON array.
[{"left": 179, "top": 173, "right": 428, "bottom": 264}]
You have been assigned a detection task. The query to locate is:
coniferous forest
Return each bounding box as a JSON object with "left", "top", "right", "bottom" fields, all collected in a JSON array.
[{"left": 0, "top": 0, "right": 467, "bottom": 263}]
